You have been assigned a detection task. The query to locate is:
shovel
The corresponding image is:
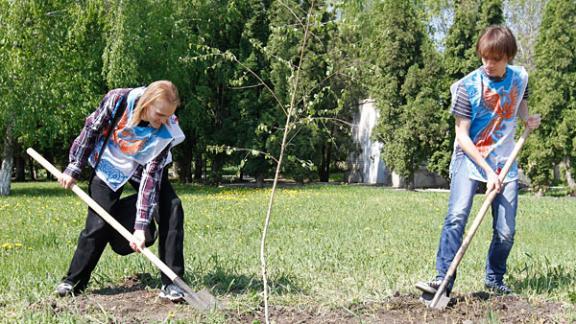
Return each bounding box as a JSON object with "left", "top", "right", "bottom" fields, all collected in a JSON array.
[
  {"left": 427, "top": 127, "right": 532, "bottom": 310},
  {"left": 27, "top": 148, "right": 219, "bottom": 311}
]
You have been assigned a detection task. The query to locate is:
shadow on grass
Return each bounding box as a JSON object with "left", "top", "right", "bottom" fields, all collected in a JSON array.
[
  {"left": 200, "top": 268, "right": 303, "bottom": 296},
  {"left": 11, "top": 180, "right": 368, "bottom": 199},
  {"left": 9, "top": 185, "right": 88, "bottom": 197},
  {"left": 91, "top": 284, "right": 147, "bottom": 296},
  {"left": 171, "top": 182, "right": 350, "bottom": 196},
  {"left": 451, "top": 291, "right": 491, "bottom": 304},
  {"left": 91, "top": 273, "right": 161, "bottom": 296},
  {"left": 90, "top": 269, "right": 303, "bottom": 298}
]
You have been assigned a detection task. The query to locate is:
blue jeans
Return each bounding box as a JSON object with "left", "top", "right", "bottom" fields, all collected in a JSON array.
[{"left": 435, "top": 155, "right": 518, "bottom": 289}]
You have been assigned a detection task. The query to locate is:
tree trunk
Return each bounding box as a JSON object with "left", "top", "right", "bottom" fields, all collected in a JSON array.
[
  {"left": 28, "top": 157, "right": 36, "bottom": 181},
  {"left": 0, "top": 124, "right": 14, "bottom": 195},
  {"left": 15, "top": 144, "right": 26, "bottom": 181},
  {"left": 174, "top": 147, "right": 192, "bottom": 184},
  {"left": 15, "top": 156, "right": 25, "bottom": 181},
  {"left": 45, "top": 152, "right": 54, "bottom": 181},
  {"left": 319, "top": 140, "right": 332, "bottom": 182},
  {"left": 406, "top": 171, "right": 415, "bottom": 191},
  {"left": 564, "top": 157, "right": 576, "bottom": 195},
  {"left": 255, "top": 173, "right": 265, "bottom": 187},
  {"left": 210, "top": 155, "right": 223, "bottom": 185},
  {"left": 194, "top": 154, "right": 203, "bottom": 182}
]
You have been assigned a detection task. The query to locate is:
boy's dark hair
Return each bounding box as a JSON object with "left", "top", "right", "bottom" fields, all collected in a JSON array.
[{"left": 476, "top": 25, "right": 517, "bottom": 61}]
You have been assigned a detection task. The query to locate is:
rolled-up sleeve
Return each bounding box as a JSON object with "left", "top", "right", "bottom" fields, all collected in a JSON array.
[{"left": 134, "top": 146, "right": 170, "bottom": 230}]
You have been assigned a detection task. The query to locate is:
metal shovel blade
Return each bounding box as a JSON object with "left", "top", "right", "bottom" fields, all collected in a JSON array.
[
  {"left": 415, "top": 281, "right": 450, "bottom": 310},
  {"left": 428, "top": 291, "right": 450, "bottom": 310},
  {"left": 173, "top": 277, "right": 220, "bottom": 311}
]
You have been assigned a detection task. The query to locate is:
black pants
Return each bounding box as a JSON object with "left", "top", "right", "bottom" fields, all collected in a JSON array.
[{"left": 64, "top": 169, "right": 185, "bottom": 291}]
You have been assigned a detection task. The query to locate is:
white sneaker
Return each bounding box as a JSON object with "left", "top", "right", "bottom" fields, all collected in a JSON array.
[
  {"left": 55, "top": 282, "right": 74, "bottom": 297},
  {"left": 159, "top": 284, "right": 185, "bottom": 302}
]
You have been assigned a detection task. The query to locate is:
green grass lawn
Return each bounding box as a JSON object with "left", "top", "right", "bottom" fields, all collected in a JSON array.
[{"left": 1, "top": 182, "right": 575, "bottom": 322}]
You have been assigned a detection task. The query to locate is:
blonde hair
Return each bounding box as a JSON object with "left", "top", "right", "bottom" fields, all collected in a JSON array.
[{"left": 129, "top": 80, "right": 181, "bottom": 126}]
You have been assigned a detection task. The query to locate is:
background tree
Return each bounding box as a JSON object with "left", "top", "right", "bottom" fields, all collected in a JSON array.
[
  {"left": 363, "top": 0, "right": 430, "bottom": 188},
  {"left": 226, "top": 0, "right": 275, "bottom": 185},
  {"left": 102, "top": 0, "right": 145, "bottom": 87},
  {"left": 443, "top": 0, "right": 483, "bottom": 80},
  {"left": 524, "top": 0, "right": 576, "bottom": 194},
  {"left": 478, "top": 0, "right": 505, "bottom": 29},
  {"left": 420, "top": 0, "right": 454, "bottom": 51},
  {"left": 443, "top": 0, "right": 504, "bottom": 81},
  {"left": 265, "top": 1, "right": 351, "bottom": 183},
  {"left": 504, "top": 0, "right": 549, "bottom": 71},
  {"left": 0, "top": 0, "right": 106, "bottom": 195},
  {"left": 181, "top": 0, "right": 270, "bottom": 184},
  {"left": 0, "top": 0, "right": 573, "bottom": 196}
]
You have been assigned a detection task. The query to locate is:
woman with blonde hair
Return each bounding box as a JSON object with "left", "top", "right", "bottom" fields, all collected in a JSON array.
[{"left": 57, "top": 80, "right": 189, "bottom": 302}]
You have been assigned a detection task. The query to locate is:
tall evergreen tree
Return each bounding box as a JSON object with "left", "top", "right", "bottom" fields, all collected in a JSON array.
[
  {"left": 185, "top": 0, "right": 271, "bottom": 184},
  {"left": 443, "top": 0, "right": 503, "bottom": 80},
  {"left": 367, "top": 0, "right": 453, "bottom": 187},
  {"left": 363, "top": 0, "right": 427, "bottom": 187},
  {"left": 229, "top": 0, "right": 275, "bottom": 185},
  {"left": 524, "top": 0, "right": 576, "bottom": 194},
  {"left": 443, "top": 0, "right": 483, "bottom": 80},
  {"left": 478, "top": 0, "right": 504, "bottom": 28}
]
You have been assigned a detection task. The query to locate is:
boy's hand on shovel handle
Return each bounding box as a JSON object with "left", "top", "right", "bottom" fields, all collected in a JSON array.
[
  {"left": 130, "top": 230, "right": 146, "bottom": 253},
  {"left": 58, "top": 173, "right": 77, "bottom": 189},
  {"left": 486, "top": 170, "right": 502, "bottom": 194}
]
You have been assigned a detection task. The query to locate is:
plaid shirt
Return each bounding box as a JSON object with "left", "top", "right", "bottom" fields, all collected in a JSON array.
[{"left": 64, "top": 89, "right": 169, "bottom": 230}]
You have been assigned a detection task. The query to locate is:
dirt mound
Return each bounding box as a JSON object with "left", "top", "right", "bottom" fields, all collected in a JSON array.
[
  {"left": 33, "top": 274, "right": 203, "bottom": 322},
  {"left": 234, "top": 293, "right": 565, "bottom": 323},
  {"left": 34, "top": 274, "right": 567, "bottom": 323}
]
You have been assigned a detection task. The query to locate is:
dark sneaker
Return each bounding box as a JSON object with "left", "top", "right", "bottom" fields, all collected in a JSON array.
[
  {"left": 485, "top": 281, "right": 512, "bottom": 295},
  {"left": 159, "top": 284, "right": 185, "bottom": 302},
  {"left": 415, "top": 279, "right": 442, "bottom": 294},
  {"left": 55, "top": 282, "right": 74, "bottom": 297}
]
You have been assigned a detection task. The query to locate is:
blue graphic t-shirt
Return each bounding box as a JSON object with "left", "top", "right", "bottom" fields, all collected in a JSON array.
[{"left": 449, "top": 65, "right": 528, "bottom": 183}]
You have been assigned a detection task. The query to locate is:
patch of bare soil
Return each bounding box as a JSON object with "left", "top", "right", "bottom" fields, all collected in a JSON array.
[
  {"left": 33, "top": 273, "right": 204, "bottom": 322},
  {"left": 33, "top": 274, "right": 569, "bottom": 323},
  {"left": 233, "top": 293, "right": 567, "bottom": 324}
]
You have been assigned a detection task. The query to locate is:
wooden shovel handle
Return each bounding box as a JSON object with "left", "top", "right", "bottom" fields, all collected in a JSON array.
[
  {"left": 26, "top": 148, "right": 179, "bottom": 281},
  {"left": 27, "top": 148, "right": 218, "bottom": 310}
]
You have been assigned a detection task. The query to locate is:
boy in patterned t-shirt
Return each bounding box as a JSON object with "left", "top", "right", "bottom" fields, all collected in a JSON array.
[{"left": 418, "top": 25, "right": 541, "bottom": 296}]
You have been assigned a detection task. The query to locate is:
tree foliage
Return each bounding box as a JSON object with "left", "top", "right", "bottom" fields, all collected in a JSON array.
[
  {"left": 362, "top": 0, "right": 449, "bottom": 187},
  {"left": 0, "top": 0, "right": 573, "bottom": 195},
  {"left": 0, "top": 0, "right": 107, "bottom": 194},
  {"left": 524, "top": 0, "right": 576, "bottom": 193}
]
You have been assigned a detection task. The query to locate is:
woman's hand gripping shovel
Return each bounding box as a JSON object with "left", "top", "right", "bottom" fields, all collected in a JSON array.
[
  {"left": 419, "top": 127, "right": 532, "bottom": 310},
  {"left": 27, "top": 148, "right": 219, "bottom": 312}
]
